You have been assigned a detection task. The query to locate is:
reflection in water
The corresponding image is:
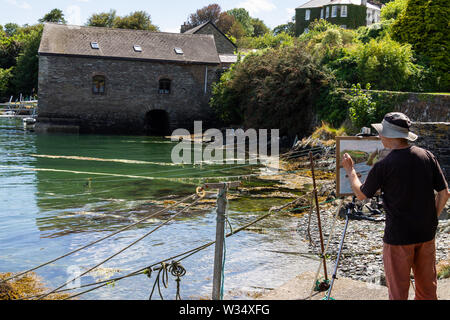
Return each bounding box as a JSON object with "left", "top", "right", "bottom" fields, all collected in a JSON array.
[{"left": 0, "top": 119, "right": 316, "bottom": 300}]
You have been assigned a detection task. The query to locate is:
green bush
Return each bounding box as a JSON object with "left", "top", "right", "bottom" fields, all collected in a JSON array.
[
  {"left": 315, "top": 87, "right": 350, "bottom": 129},
  {"left": 210, "top": 45, "right": 333, "bottom": 137},
  {"left": 236, "top": 32, "right": 294, "bottom": 49},
  {"left": 356, "top": 20, "right": 394, "bottom": 44},
  {"left": 347, "top": 38, "right": 424, "bottom": 91},
  {"left": 381, "top": 0, "right": 407, "bottom": 21},
  {"left": 348, "top": 83, "right": 377, "bottom": 130}
]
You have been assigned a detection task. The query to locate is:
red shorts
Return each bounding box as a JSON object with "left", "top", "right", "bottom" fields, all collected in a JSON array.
[{"left": 383, "top": 238, "right": 437, "bottom": 300}]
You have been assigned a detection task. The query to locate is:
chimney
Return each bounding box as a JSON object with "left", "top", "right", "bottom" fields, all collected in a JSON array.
[{"left": 180, "top": 22, "right": 188, "bottom": 33}]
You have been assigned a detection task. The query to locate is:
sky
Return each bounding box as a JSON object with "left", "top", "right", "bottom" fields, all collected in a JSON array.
[{"left": 0, "top": 0, "right": 308, "bottom": 33}]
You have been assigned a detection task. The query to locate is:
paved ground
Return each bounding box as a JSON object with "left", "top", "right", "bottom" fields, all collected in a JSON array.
[{"left": 258, "top": 271, "right": 450, "bottom": 300}]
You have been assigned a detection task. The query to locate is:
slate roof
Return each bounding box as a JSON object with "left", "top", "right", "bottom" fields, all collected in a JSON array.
[
  {"left": 183, "top": 23, "right": 206, "bottom": 34},
  {"left": 182, "top": 21, "right": 237, "bottom": 49},
  {"left": 39, "top": 23, "right": 221, "bottom": 65},
  {"left": 297, "top": 0, "right": 330, "bottom": 8},
  {"left": 297, "top": 0, "right": 381, "bottom": 9}
]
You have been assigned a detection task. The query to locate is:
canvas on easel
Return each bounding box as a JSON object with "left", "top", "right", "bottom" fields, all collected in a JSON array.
[{"left": 336, "top": 136, "right": 390, "bottom": 197}]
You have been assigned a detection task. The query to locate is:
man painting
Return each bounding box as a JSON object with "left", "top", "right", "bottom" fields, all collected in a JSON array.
[{"left": 342, "top": 112, "right": 449, "bottom": 300}]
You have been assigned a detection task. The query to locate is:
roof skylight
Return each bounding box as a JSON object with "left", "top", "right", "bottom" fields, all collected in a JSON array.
[
  {"left": 174, "top": 47, "right": 184, "bottom": 55},
  {"left": 133, "top": 45, "right": 142, "bottom": 52},
  {"left": 90, "top": 42, "right": 99, "bottom": 49}
]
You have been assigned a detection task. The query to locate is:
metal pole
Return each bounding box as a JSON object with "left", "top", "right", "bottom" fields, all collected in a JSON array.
[
  {"left": 309, "top": 152, "right": 328, "bottom": 281},
  {"left": 326, "top": 211, "right": 350, "bottom": 300},
  {"left": 212, "top": 184, "right": 227, "bottom": 300}
]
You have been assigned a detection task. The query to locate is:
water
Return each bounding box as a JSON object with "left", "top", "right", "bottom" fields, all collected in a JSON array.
[{"left": 0, "top": 118, "right": 316, "bottom": 300}]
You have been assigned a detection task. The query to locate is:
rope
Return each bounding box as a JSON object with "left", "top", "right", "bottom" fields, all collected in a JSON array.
[
  {"left": 36, "top": 194, "right": 203, "bottom": 300},
  {"left": 20, "top": 179, "right": 332, "bottom": 300},
  {"left": 1, "top": 193, "right": 197, "bottom": 284},
  {"left": 148, "top": 262, "right": 169, "bottom": 300},
  {"left": 57, "top": 197, "right": 304, "bottom": 300}
]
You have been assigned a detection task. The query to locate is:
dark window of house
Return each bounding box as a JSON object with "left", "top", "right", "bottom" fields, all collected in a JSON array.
[
  {"left": 92, "top": 75, "right": 106, "bottom": 95},
  {"left": 159, "top": 79, "right": 171, "bottom": 94}
]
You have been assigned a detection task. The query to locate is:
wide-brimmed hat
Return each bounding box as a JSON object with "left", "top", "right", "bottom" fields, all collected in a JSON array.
[{"left": 371, "top": 112, "right": 418, "bottom": 142}]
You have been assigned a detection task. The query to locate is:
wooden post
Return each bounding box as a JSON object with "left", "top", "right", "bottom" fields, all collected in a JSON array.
[
  {"left": 205, "top": 182, "right": 240, "bottom": 300},
  {"left": 309, "top": 152, "right": 328, "bottom": 281}
]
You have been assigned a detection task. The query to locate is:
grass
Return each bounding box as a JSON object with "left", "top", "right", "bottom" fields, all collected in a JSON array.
[
  {"left": 311, "top": 122, "right": 347, "bottom": 141},
  {"left": 437, "top": 260, "right": 450, "bottom": 280}
]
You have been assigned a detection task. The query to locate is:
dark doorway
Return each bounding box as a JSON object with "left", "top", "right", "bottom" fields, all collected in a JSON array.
[{"left": 145, "top": 110, "right": 170, "bottom": 136}]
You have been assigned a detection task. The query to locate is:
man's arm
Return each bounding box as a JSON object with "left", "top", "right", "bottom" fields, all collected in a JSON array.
[
  {"left": 436, "top": 189, "right": 450, "bottom": 217},
  {"left": 342, "top": 153, "right": 367, "bottom": 201}
]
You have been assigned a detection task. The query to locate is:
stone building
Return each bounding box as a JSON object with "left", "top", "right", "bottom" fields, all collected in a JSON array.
[
  {"left": 181, "top": 21, "right": 238, "bottom": 68},
  {"left": 296, "top": 0, "right": 381, "bottom": 35},
  {"left": 37, "top": 23, "right": 223, "bottom": 135}
]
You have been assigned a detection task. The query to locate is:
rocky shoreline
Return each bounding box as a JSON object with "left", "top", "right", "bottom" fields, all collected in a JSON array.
[
  {"left": 279, "top": 134, "right": 450, "bottom": 286},
  {"left": 295, "top": 201, "right": 450, "bottom": 285}
]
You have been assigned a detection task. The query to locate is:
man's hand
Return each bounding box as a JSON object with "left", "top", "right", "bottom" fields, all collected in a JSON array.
[{"left": 342, "top": 153, "right": 355, "bottom": 174}]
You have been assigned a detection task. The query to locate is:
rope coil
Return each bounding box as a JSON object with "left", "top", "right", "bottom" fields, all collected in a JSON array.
[{"left": 148, "top": 261, "right": 186, "bottom": 300}]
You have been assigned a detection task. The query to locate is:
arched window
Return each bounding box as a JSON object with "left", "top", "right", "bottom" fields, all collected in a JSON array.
[
  {"left": 159, "top": 79, "right": 171, "bottom": 94},
  {"left": 92, "top": 75, "right": 106, "bottom": 95}
]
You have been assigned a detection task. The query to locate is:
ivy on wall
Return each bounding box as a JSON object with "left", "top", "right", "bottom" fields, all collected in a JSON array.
[{"left": 296, "top": 5, "right": 367, "bottom": 35}]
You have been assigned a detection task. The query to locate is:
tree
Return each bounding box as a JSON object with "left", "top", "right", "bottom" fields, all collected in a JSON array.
[
  {"left": 228, "top": 21, "right": 246, "bottom": 40},
  {"left": 86, "top": 10, "right": 117, "bottom": 28},
  {"left": 0, "top": 67, "right": 13, "bottom": 100},
  {"left": 392, "top": 0, "right": 449, "bottom": 89},
  {"left": 273, "top": 22, "right": 295, "bottom": 36},
  {"left": 251, "top": 18, "right": 270, "bottom": 37},
  {"left": 273, "top": 15, "right": 296, "bottom": 36},
  {"left": 113, "top": 11, "right": 159, "bottom": 31},
  {"left": 3, "top": 23, "right": 20, "bottom": 36},
  {"left": 39, "top": 8, "right": 66, "bottom": 24},
  {"left": 216, "top": 12, "right": 236, "bottom": 34},
  {"left": 11, "top": 25, "right": 43, "bottom": 96},
  {"left": 226, "top": 8, "right": 254, "bottom": 36},
  {"left": 184, "top": 3, "right": 222, "bottom": 29}
]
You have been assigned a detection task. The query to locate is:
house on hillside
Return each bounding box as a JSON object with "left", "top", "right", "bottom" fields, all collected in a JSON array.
[
  {"left": 296, "top": 0, "right": 381, "bottom": 35},
  {"left": 181, "top": 21, "right": 238, "bottom": 68},
  {"left": 37, "top": 23, "right": 223, "bottom": 135}
]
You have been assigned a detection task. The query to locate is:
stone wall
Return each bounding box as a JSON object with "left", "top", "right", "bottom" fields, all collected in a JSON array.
[
  {"left": 394, "top": 93, "right": 450, "bottom": 123},
  {"left": 411, "top": 122, "right": 450, "bottom": 183},
  {"left": 37, "top": 55, "right": 220, "bottom": 134}
]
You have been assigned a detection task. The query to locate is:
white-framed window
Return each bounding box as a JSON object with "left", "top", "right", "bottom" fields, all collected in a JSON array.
[
  {"left": 341, "top": 5, "right": 347, "bottom": 17},
  {"left": 320, "top": 8, "right": 324, "bottom": 19},
  {"left": 305, "top": 9, "right": 311, "bottom": 21},
  {"left": 332, "top": 6, "right": 337, "bottom": 17},
  {"left": 326, "top": 6, "right": 330, "bottom": 18}
]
